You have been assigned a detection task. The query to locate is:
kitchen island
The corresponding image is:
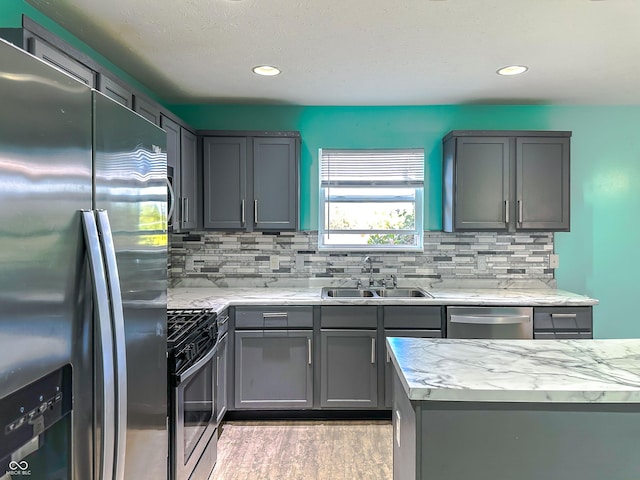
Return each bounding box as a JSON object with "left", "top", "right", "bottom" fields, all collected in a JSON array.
[{"left": 387, "top": 337, "right": 640, "bottom": 480}]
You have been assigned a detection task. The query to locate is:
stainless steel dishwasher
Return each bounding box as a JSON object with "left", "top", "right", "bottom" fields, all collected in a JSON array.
[{"left": 446, "top": 306, "right": 533, "bottom": 339}]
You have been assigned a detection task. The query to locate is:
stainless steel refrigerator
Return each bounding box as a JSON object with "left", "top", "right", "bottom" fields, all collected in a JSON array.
[{"left": 0, "top": 39, "right": 168, "bottom": 480}]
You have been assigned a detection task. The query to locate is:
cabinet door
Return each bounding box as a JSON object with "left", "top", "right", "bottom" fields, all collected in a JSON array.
[
  {"left": 516, "top": 137, "right": 570, "bottom": 230},
  {"left": 234, "top": 330, "right": 313, "bottom": 409},
  {"left": 454, "top": 137, "right": 510, "bottom": 230},
  {"left": 180, "top": 128, "right": 199, "bottom": 230},
  {"left": 203, "top": 137, "right": 247, "bottom": 229},
  {"left": 215, "top": 334, "right": 228, "bottom": 424},
  {"left": 253, "top": 137, "right": 297, "bottom": 231},
  {"left": 133, "top": 95, "right": 161, "bottom": 125},
  {"left": 29, "top": 36, "right": 96, "bottom": 87},
  {"left": 383, "top": 330, "right": 442, "bottom": 408},
  {"left": 98, "top": 74, "right": 133, "bottom": 108},
  {"left": 161, "top": 115, "right": 181, "bottom": 230},
  {"left": 320, "top": 329, "right": 378, "bottom": 408}
]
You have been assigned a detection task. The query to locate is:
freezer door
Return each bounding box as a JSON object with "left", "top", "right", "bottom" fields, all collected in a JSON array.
[
  {"left": 0, "top": 40, "right": 94, "bottom": 480},
  {"left": 92, "top": 91, "right": 168, "bottom": 480}
]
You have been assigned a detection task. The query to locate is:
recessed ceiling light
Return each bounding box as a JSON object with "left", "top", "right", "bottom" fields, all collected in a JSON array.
[
  {"left": 252, "top": 65, "right": 281, "bottom": 76},
  {"left": 497, "top": 65, "right": 528, "bottom": 76}
]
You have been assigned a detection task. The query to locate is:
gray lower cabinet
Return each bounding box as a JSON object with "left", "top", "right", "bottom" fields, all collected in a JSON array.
[
  {"left": 443, "top": 130, "right": 571, "bottom": 232},
  {"left": 383, "top": 306, "right": 444, "bottom": 408},
  {"left": 215, "top": 332, "right": 228, "bottom": 425},
  {"left": 234, "top": 330, "right": 313, "bottom": 409},
  {"left": 202, "top": 133, "right": 299, "bottom": 231},
  {"left": 320, "top": 329, "right": 378, "bottom": 408},
  {"left": 533, "top": 306, "right": 593, "bottom": 339}
]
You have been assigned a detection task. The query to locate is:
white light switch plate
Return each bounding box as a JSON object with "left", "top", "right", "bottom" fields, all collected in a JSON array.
[
  {"left": 270, "top": 256, "right": 280, "bottom": 269},
  {"left": 549, "top": 254, "right": 559, "bottom": 269}
]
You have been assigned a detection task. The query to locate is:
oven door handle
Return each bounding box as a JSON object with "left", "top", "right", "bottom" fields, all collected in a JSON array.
[{"left": 178, "top": 345, "right": 217, "bottom": 384}]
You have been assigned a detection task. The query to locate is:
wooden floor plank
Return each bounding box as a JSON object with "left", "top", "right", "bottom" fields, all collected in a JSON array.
[{"left": 210, "top": 420, "right": 392, "bottom": 480}]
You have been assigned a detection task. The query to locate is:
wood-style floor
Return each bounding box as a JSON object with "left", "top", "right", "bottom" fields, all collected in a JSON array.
[{"left": 209, "top": 420, "right": 393, "bottom": 480}]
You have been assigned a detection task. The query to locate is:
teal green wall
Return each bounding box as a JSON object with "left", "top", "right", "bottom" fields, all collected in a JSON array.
[
  {"left": 0, "top": 0, "right": 162, "bottom": 103},
  {"left": 170, "top": 103, "right": 640, "bottom": 339}
]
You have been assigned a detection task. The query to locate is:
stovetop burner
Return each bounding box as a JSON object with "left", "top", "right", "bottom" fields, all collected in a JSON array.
[{"left": 167, "top": 308, "right": 217, "bottom": 376}]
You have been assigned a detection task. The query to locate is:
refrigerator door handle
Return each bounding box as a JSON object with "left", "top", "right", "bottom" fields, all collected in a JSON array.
[
  {"left": 166, "top": 177, "right": 176, "bottom": 225},
  {"left": 96, "top": 210, "right": 127, "bottom": 480},
  {"left": 81, "top": 211, "right": 116, "bottom": 480}
]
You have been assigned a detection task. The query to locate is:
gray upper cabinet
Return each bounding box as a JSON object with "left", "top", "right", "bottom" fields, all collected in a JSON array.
[
  {"left": 516, "top": 137, "right": 570, "bottom": 230},
  {"left": 202, "top": 133, "right": 299, "bottom": 231},
  {"left": 133, "top": 95, "right": 161, "bottom": 126},
  {"left": 98, "top": 74, "right": 133, "bottom": 108},
  {"left": 163, "top": 115, "right": 199, "bottom": 231},
  {"left": 161, "top": 115, "right": 181, "bottom": 230},
  {"left": 253, "top": 137, "right": 298, "bottom": 231},
  {"left": 203, "top": 137, "right": 247, "bottom": 230},
  {"left": 443, "top": 131, "right": 571, "bottom": 232},
  {"left": 29, "top": 36, "right": 96, "bottom": 87},
  {"left": 180, "top": 129, "right": 199, "bottom": 230}
]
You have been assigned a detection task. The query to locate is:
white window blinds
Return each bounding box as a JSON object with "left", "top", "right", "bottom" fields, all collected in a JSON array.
[{"left": 320, "top": 149, "right": 424, "bottom": 186}]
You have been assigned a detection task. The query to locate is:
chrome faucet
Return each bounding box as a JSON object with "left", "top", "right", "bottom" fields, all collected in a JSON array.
[{"left": 363, "top": 256, "right": 374, "bottom": 286}]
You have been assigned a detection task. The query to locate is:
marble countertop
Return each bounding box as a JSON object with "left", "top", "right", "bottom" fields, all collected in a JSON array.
[
  {"left": 387, "top": 337, "right": 640, "bottom": 403},
  {"left": 168, "top": 287, "right": 598, "bottom": 314}
]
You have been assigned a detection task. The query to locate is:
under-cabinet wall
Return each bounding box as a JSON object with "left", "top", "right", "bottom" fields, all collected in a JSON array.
[{"left": 170, "top": 230, "right": 556, "bottom": 287}]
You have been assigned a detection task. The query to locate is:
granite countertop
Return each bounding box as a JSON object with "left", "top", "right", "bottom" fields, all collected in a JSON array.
[
  {"left": 387, "top": 337, "right": 640, "bottom": 403},
  {"left": 168, "top": 287, "right": 598, "bottom": 314}
]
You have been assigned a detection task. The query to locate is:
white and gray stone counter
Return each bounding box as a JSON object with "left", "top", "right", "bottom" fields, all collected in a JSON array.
[
  {"left": 168, "top": 287, "right": 597, "bottom": 314},
  {"left": 387, "top": 337, "right": 640, "bottom": 403}
]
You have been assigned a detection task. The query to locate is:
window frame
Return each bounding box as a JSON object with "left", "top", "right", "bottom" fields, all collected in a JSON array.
[{"left": 318, "top": 148, "right": 425, "bottom": 252}]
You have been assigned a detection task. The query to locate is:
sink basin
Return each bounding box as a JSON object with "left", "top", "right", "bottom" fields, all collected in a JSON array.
[
  {"left": 374, "top": 288, "right": 432, "bottom": 298},
  {"left": 323, "top": 288, "right": 376, "bottom": 298},
  {"left": 321, "top": 287, "right": 432, "bottom": 299}
]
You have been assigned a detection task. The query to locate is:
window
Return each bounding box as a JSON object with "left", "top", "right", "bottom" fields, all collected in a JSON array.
[{"left": 318, "top": 148, "right": 424, "bottom": 251}]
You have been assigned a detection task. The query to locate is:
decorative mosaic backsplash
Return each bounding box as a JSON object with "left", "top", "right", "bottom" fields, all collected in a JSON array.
[{"left": 169, "top": 231, "right": 556, "bottom": 288}]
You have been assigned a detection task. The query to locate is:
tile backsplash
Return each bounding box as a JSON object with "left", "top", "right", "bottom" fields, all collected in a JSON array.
[{"left": 169, "top": 231, "right": 556, "bottom": 288}]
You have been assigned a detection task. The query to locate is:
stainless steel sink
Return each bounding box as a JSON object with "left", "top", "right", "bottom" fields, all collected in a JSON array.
[
  {"left": 374, "top": 288, "right": 432, "bottom": 298},
  {"left": 322, "top": 288, "right": 377, "bottom": 298},
  {"left": 321, "top": 287, "right": 432, "bottom": 299}
]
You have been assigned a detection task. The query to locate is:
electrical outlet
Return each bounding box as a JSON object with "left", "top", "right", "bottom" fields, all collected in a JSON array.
[
  {"left": 549, "top": 254, "right": 559, "bottom": 269},
  {"left": 270, "top": 255, "right": 280, "bottom": 270}
]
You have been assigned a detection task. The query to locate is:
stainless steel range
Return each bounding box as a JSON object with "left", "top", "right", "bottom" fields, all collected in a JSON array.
[{"left": 167, "top": 308, "right": 220, "bottom": 480}]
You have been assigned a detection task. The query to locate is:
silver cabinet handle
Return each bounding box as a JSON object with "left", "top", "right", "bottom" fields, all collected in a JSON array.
[
  {"left": 371, "top": 338, "right": 376, "bottom": 364},
  {"left": 450, "top": 314, "right": 530, "bottom": 325},
  {"left": 81, "top": 211, "right": 115, "bottom": 480},
  {"left": 386, "top": 346, "right": 390, "bottom": 364},
  {"left": 263, "top": 312, "right": 288, "bottom": 319},
  {"left": 254, "top": 199, "right": 258, "bottom": 224},
  {"left": 518, "top": 200, "right": 523, "bottom": 224},
  {"left": 504, "top": 200, "right": 509, "bottom": 224},
  {"left": 184, "top": 197, "right": 189, "bottom": 223},
  {"left": 216, "top": 356, "right": 219, "bottom": 387},
  {"left": 308, "top": 338, "right": 312, "bottom": 365},
  {"left": 551, "top": 313, "right": 578, "bottom": 319},
  {"left": 241, "top": 200, "right": 245, "bottom": 225},
  {"left": 96, "top": 210, "right": 127, "bottom": 480},
  {"left": 166, "top": 178, "right": 175, "bottom": 226}
]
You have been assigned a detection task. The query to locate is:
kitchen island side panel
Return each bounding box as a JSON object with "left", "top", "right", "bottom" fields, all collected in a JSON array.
[{"left": 415, "top": 402, "right": 640, "bottom": 480}]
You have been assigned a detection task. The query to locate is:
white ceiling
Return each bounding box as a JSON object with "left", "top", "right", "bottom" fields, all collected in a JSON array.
[{"left": 26, "top": 0, "right": 640, "bottom": 106}]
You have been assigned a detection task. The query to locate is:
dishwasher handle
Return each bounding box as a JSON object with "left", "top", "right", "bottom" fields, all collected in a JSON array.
[{"left": 450, "top": 314, "right": 530, "bottom": 325}]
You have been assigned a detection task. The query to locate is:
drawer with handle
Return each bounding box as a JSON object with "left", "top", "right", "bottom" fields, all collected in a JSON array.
[{"left": 235, "top": 306, "right": 313, "bottom": 329}]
